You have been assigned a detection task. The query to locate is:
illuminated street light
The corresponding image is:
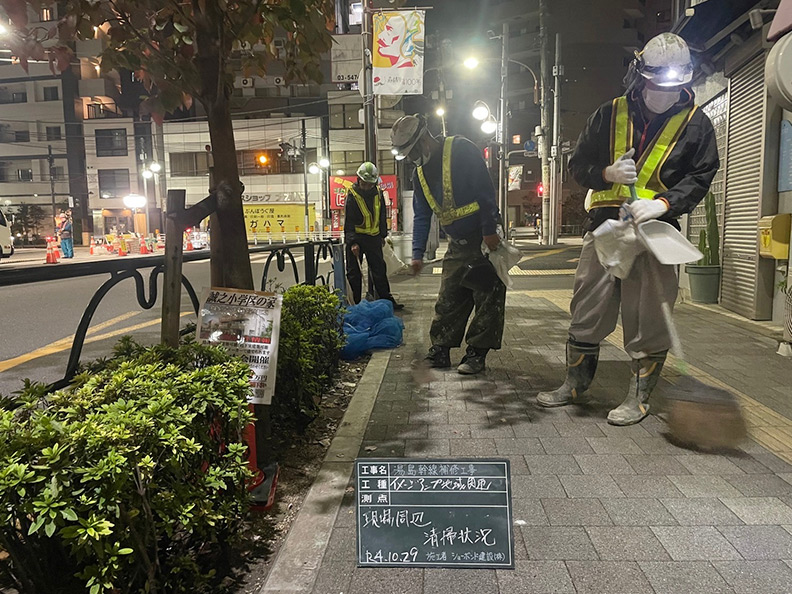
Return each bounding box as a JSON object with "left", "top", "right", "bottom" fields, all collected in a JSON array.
[
  {"left": 142, "top": 169, "right": 154, "bottom": 179},
  {"left": 123, "top": 194, "right": 146, "bottom": 209},
  {"left": 308, "top": 162, "right": 321, "bottom": 175},
  {"left": 0, "top": 24, "right": 7, "bottom": 36},
  {"left": 464, "top": 57, "right": 480, "bottom": 70},
  {"left": 319, "top": 157, "right": 330, "bottom": 169},
  {"left": 481, "top": 116, "right": 498, "bottom": 135},
  {"left": 149, "top": 162, "right": 161, "bottom": 173},
  {"left": 436, "top": 106, "right": 446, "bottom": 117},
  {"left": 472, "top": 101, "right": 490, "bottom": 121}
]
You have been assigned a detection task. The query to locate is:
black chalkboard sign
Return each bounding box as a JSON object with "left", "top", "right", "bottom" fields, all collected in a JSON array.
[{"left": 355, "top": 458, "right": 514, "bottom": 569}]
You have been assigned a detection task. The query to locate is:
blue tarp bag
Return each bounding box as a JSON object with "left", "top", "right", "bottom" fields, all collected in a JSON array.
[{"left": 341, "top": 300, "right": 404, "bottom": 360}]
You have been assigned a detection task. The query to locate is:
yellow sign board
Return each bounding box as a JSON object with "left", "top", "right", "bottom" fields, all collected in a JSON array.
[{"left": 243, "top": 204, "right": 316, "bottom": 239}]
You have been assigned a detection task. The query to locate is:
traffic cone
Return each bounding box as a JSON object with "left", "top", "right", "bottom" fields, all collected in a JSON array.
[
  {"left": 89, "top": 237, "right": 96, "bottom": 256},
  {"left": 186, "top": 235, "right": 194, "bottom": 251},
  {"left": 139, "top": 236, "right": 149, "bottom": 255},
  {"left": 117, "top": 236, "right": 128, "bottom": 257},
  {"left": 45, "top": 240, "right": 58, "bottom": 264},
  {"left": 52, "top": 241, "right": 61, "bottom": 260}
]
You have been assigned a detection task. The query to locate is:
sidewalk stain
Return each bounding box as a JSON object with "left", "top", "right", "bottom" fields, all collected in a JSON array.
[{"left": 514, "top": 289, "right": 792, "bottom": 466}]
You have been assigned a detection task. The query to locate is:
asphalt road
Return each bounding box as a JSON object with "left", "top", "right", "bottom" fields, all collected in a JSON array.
[{"left": 0, "top": 242, "right": 580, "bottom": 396}]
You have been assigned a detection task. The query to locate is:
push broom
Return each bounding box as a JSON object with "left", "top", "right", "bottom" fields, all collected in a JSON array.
[{"left": 629, "top": 185, "right": 746, "bottom": 450}]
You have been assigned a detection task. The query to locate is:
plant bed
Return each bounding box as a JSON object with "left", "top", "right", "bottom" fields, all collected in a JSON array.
[{"left": 231, "top": 357, "right": 369, "bottom": 594}]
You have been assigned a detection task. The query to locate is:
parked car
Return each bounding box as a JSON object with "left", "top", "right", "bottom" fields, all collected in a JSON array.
[{"left": 0, "top": 210, "right": 14, "bottom": 261}]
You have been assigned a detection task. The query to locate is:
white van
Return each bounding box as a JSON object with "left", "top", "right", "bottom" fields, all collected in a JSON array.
[{"left": 0, "top": 209, "right": 14, "bottom": 261}]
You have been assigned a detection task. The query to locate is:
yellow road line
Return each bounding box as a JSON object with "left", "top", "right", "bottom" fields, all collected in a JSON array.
[
  {"left": 514, "top": 289, "right": 792, "bottom": 465},
  {"left": 0, "top": 312, "right": 192, "bottom": 374}
]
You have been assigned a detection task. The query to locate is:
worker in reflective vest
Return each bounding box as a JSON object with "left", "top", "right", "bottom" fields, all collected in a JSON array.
[
  {"left": 538, "top": 33, "right": 719, "bottom": 426},
  {"left": 344, "top": 162, "right": 403, "bottom": 310},
  {"left": 391, "top": 114, "right": 504, "bottom": 375}
]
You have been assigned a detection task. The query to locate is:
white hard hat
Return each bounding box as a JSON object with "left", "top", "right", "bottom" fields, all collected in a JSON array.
[
  {"left": 390, "top": 114, "right": 427, "bottom": 159},
  {"left": 356, "top": 161, "right": 379, "bottom": 184},
  {"left": 638, "top": 33, "right": 693, "bottom": 87}
]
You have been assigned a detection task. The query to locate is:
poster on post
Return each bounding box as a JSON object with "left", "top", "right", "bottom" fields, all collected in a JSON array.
[
  {"left": 196, "top": 288, "right": 282, "bottom": 405},
  {"left": 372, "top": 10, "right": 426, "bottom": 96}
]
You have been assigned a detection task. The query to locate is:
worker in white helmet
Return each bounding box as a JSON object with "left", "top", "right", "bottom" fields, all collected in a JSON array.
[
  {"left": 344, "top": 161, "right": 403, "bottom": 310},
  {"left": 390, "top": 114, "right": 504, "bottom": 375},
  {"left": 537, "top": 32, "right": 719, "bottom": 426}
]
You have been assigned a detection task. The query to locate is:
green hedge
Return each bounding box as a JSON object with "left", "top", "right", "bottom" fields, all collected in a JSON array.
[
  {"left": 0, "top": 341, "right": 254, "bottom": 594},
  {"left": 271, "top": 285, "right": 345, "bottom": 428}
]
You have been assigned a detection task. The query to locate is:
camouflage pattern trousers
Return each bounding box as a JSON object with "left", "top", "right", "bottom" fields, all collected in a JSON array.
[{"left": 430, "top": 240, "right": 507, "bottom": 350}]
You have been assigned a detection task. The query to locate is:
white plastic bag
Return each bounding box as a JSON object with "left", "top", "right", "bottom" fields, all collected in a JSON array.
[
  {"left": 592, "top": 218, "right": 644, "bottom": 279},
  {"left": 482, "top": 240, "right": 521, "bottom": 289},
  {"left": 383, "top": 238, "right": 408, "bottom": 277}
]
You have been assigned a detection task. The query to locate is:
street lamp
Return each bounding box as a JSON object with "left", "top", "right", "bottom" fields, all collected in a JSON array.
[
  {"left": 472, "top": 101, "right": 490, "bottom": 121},
  {"left": 464, "top": 55, "right": 540, "bottom": 105},
  {"left": 140, "top": 161, "right": 161, "bottom": 234},
  {"left": 463, "top": 57, "right": 479, "bottom": 70},
  {"left": 318, "top": 156, "right": 330, "bottom": 169},
  {"left": 123, "top": 193, "right": 146, "bottom": 235},
  {"left": 481, "top": 116, "right": 498, "bottom": 136},
  {"left": 308, "top": 162, "right": 321, "bottom": 175}
]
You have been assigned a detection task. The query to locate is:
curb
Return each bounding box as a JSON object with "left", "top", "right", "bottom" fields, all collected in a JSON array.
[{"left": 258, "top": 350, "right": 391, "bottom": 594}]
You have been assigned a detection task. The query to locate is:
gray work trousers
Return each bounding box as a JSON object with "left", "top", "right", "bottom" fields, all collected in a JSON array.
[{"left": 568, "top": 233, "right": 679, "bottom": 359}]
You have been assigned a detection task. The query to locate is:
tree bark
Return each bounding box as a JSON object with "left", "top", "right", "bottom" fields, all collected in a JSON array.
[{"left": 206, "top": 99, "right": 254, "bottom": 290}]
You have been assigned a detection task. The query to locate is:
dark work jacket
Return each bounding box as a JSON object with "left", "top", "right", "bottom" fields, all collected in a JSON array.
[
  {"left": 412, "top": 136, "right": 500, "bottom": 261},
  {"left": 569, "top": 88, "right": 720, "bottom": 233},
  {"left": 344, "top": 183, "right": 388, "bottom": 244}
]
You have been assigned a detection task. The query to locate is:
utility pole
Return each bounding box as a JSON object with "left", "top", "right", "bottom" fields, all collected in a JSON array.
[
  {"left": 539, "top": 0, "right": 552, "bottom": 245},
  {"left": 499, "top": 22, "right": 510, "bottom": 236},
  {"left": 301, "top": 119, "right": 310, "bottom": 237},
  {"left": 549, "top": 33, "right": 563, "bottom": 245},
  {"left": 48, "top": 144, "right": 57, "bottom": 235},
  {"left": 361, "top": 0, "right": 378, "bottom": 165}
]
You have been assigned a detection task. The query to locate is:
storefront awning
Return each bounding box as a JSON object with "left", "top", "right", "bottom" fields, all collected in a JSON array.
[{"left": 674, "top": 0, "right": 763, "bottom": 53}]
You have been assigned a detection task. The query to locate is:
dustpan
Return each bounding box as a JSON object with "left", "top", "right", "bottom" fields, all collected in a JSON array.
[{"left": 637, "top": 220, "right": 703, "bottom": 265}]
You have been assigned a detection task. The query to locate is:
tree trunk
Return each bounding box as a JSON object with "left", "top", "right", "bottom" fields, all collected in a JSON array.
[{"left": 206, "top": 99, "right": 254, "bottom": 290}]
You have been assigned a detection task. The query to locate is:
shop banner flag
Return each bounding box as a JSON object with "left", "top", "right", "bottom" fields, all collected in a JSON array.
[{"left": 372, "top": 10, "right": 425, "bottom": 96}]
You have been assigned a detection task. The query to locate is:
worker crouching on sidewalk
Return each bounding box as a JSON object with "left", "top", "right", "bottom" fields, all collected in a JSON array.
[
  {"left": 391, "top": 114, "right": 505, "bottom": 375},
  {"left": 537, "top": 33, "right": 719, "bottom": 425},
  {"left": 345, "top": 162, "right": 404, "bottom": 311}
]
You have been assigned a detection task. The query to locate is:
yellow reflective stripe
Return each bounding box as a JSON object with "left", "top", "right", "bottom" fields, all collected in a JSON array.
[
  {"left": 416, "top": 137, "right": 480, "bottom": 226},
  {"left": 349, "top": 188, "right": 381, "bottom": 235},
  {"left": 589, "top": 99, "right": 693, "bottom": 209},
  {"left": 443, "top": 136, "right": 455, "bottom": 208}
]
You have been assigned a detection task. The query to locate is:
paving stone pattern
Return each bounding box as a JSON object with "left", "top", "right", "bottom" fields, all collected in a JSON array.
[{"left": 312, "top": 276, "right": 792, "bottom": 594}]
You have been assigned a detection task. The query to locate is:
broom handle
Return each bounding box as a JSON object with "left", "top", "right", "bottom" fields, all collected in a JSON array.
[{"left": 648, "top": 252, "right": 686, "bottom": 362}]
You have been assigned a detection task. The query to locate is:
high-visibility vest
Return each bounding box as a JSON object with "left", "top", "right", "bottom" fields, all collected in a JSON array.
[
  {"left": 348, "top": 187, "right": 382, "bottom": 236},
  {"left": 589, "top": 96, "right": 697, "bottom": 209},
  {"left": 416, "top": 136, "right": 481, "bottom": 226}
]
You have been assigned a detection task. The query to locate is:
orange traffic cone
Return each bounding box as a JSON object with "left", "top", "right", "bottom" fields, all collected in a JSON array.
[
  {"left": 89, "top": 237, "right": 96, "bottom": 256},
  {"left": 45, "top": 240, "right": 59, "bottom": 264},
  {"left": 139, "top": 236, "right": 149, "bottom": 255},
  {"left": 117, "top": 236, "right": 128, "bottom": 257},
  {"left": 186, "top": 235, "right": 194, "bottom": 251},
  {"left": 52, "top": 241, "right": 61, "bottom": 260}
]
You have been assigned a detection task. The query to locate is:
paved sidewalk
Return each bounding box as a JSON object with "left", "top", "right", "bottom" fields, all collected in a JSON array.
[{"left": 263, "top": 273, "right": 792, "bottom": 594}]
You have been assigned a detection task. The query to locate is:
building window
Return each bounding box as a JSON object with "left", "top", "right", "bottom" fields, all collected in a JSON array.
[
  {"left": 46, "top": 126, "right": 62, "bottom": 141},
  {"left": 331, "top": 150, "right": 365, "bottom": 174},
  {"left": 18, "top": 168, "right": 33, "bottom": 182},
  {"left": 11, "top": 92, "right": 27, "bottom": 104},
  {"left": 43, "top": 86, "right": 59, "bottom": 101},
  {"left": 329, "top": 104, "right": 363, "bottom": 129},
  {"left": 377, "top": 151, "right": 396, "bottom": 176},
  {"left": 40, "top": 6, "right": 53, "bottom": 21},
  {"left": 95, "top": 128, "right": 128, "bottom": 157},
  {"left": 14, "top": 130, "right": 30, "bottom": 143},
  {"left": 98, "top": 169, "right": 130, "bottom": 198},
  {"left": 169, "top": 152, "right": 211, "bottom": 177}
]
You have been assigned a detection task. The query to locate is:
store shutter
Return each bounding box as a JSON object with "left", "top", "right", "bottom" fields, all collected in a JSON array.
[{"left": 721, "top": 55, "right": 766, "bottom": 318}]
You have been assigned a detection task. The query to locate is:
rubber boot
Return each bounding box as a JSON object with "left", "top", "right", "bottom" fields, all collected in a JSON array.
[
  {"left": 607, "top": 351, "right": 667, "bottom": 426},
  {"left": 457, "top": 346, "right": 488, "bottom": 375},
  {"left": 424, "top": 345, "right": 451, "bottom": 369},
  {"left": 537, "top": 341, "right": 599, "bottom": 407}
]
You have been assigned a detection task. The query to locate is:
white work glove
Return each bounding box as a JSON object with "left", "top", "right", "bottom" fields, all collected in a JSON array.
[
  {"left": 630, "top": 199, "right": 669, "bottom": 224},
  {"left": 603, "top": 148, "right": 638, "bottom": 185}
]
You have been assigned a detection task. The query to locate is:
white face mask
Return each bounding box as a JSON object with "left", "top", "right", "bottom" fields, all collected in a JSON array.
[{"left": 642, "top": 87, "right": 680, "bottom": 114}]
